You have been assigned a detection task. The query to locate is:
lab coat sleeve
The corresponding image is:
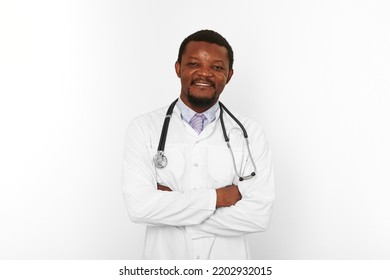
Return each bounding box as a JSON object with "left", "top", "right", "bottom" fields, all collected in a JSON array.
[
  {"left": 122, "top": 117, "right": 216, "bottom": 227},
  {"left": 186, "top": 126, "right": 274, "bottom": 238}
]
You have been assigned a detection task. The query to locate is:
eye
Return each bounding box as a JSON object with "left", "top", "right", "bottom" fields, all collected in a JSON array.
[
  {"left": 187, "top": 62, "right": 198, "bottom": 67},
  {"left": 213, "top": 65, "right": 224, "bottom": 71}
]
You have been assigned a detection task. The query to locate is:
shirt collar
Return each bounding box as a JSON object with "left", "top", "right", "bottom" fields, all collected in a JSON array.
[{"left": 176, "top": 97, "right": 219, "bottom": 124}]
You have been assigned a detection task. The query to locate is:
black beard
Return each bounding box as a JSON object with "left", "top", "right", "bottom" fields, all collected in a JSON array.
[{"left": 187, "top": 90, "right": 217, "bottom": 109}]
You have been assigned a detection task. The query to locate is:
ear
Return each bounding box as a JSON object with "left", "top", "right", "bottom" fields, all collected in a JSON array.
[
  {"left": 226, "top": 68, "right": 234, "bottom": 84},
  {"left": 175, "top": 61, "right": 181, "bottom": 78}
]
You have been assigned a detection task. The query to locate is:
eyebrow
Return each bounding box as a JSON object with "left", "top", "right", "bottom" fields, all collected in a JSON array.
[
  {"left": 186, "top": 56, "right": 200, "bottom": 60},
  {"left": 186, "top": 56, "right": 226, "bottom": 64}
]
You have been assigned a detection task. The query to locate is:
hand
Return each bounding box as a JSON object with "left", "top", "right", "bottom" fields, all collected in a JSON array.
[
  {"left": 216, "top": 184, "right": 242, "bottom": 208},
  {"left": 157, "top": 184, "right": 172, "bottom": 192}
]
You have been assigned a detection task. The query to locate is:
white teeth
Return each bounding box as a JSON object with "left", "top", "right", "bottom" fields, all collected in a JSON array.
[{"left": 195, "top": 82, "right": 211, "bottom": 86}]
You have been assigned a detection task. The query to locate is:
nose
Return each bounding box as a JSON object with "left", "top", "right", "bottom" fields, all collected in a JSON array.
[{"left": 196, "top": 65, "right": 213, "bottom": 77}]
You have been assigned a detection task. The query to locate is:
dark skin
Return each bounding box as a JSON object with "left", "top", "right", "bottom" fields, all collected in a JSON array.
[
  {"left": 158, "top": 184, "right": 242, "bottom": 208},
  {"left": 157, "top": 41, "right": 241, "bottom": 208},
  {"left": 175, "top": 41, "right": 233, "bottom": 113}
]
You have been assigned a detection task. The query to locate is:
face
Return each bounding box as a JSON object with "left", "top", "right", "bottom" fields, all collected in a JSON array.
[{"left": 175, "top": 41, "right": 233, "bottom": 112}]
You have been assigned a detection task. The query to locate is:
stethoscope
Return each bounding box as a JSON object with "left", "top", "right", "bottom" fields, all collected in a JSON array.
[{"left": 153, "top": 98, "right": 257, "bottom": 181}]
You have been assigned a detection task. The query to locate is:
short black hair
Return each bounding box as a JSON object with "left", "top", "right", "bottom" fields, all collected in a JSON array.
[{"left": 177, "top": 29, "right": 234, "bottom": 70}]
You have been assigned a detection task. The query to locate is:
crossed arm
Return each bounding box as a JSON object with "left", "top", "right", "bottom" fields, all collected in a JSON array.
[{"left": 158, "top": 184, "right": 242, "bottom": 208}]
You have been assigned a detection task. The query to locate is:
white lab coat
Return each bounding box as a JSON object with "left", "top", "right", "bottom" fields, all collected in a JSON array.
[{"left": 122, "top": 103, "right": 274, "bottom": 259}]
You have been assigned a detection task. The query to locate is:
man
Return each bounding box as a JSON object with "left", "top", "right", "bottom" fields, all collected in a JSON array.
[{"left": 122, "top": 30, "right": 274, "bottom": 259}]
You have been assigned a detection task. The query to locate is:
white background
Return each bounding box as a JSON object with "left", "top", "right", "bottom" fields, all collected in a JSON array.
[{"left": 1, "top": 0, "right": 389, "bottom": 259}]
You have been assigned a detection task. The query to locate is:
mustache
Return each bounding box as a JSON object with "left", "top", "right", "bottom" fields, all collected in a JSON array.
[{"left": 191, "top": 78, "right": 215, "bottom": 88}]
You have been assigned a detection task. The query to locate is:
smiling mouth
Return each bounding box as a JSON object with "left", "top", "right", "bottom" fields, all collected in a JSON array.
[{"left": 191, "top": 79, "right": 215, "bottom": 88}]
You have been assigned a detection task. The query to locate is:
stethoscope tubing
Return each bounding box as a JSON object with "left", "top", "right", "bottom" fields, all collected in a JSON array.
[
  {"left": 154, "top": 99, "right": 257, "bottom": 180},
  {"left": 157, "top": 98, "right": 178, "bottom": 152},
  {"left": 219, "top": 102, "right": 248, "bottom": 139}
]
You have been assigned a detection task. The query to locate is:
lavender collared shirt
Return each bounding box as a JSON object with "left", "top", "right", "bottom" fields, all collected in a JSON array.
[{"left": 176, "top": 98, "right": 219, "bottom": 130}]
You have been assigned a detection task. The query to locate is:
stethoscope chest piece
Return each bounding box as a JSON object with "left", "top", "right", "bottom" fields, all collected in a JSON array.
[{"left": 153, "top": 151, "right": 167, "bottom": 169}]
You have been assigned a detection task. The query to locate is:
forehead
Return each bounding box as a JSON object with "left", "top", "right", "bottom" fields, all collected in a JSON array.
[{"left": 182, "top": 41, "right": 229, "bottom": 62}]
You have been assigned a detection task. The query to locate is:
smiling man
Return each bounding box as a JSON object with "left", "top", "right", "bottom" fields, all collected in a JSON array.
[
  {"left": 122, "top": 30, "right": 274, "bottom": 259},
  {"left": 176, "top": 40, "right": 233, "bottom": 112}
]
